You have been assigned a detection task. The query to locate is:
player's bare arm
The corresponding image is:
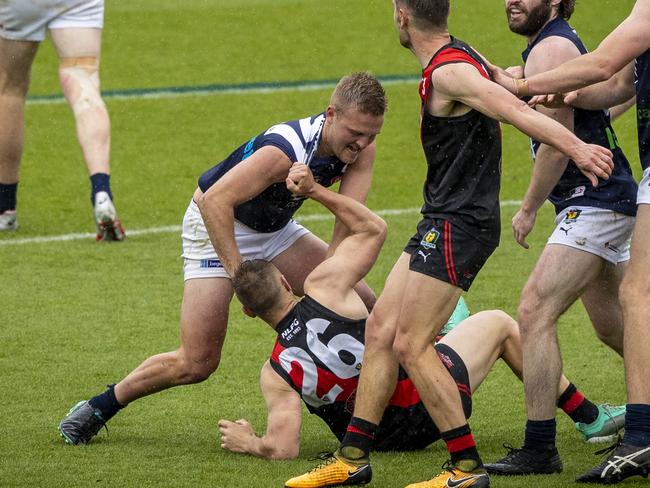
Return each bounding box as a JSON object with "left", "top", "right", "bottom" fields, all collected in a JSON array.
[
  {"left": 564, "top": 62, "right": 636, "bottom": 111},
  {"left": 218, "top": 361, "right": 302, "bottom": 460},
  {"left": 327, "top": 142, "right": 375, "bottom": 258},
  {"left": 521, "top": 0, "right": 650, "bottom": 96},
  {"left": 513, "top": 36, "right": 579, "bottom": 249},
  {"left": 432, "top": 61, "right": 613, "bottom": 186},
  {"left": 196, "top": 146, "right": 293, "bottom": 276},
  {"left": 286, "top": 163, "right": 386, "bottom": 319}
]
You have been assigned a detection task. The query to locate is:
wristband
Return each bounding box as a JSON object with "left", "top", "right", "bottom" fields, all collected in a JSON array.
[{"left": 515, "top": 78, "right": 530, "bottom": 97}]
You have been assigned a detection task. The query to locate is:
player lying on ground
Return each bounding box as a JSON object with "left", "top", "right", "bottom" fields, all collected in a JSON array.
[
  {"left": 219, "top": 303, "right": 625, "bottom": 461},
  {"left": 219, "top": 165, "right": 624, "bottom": 479}
]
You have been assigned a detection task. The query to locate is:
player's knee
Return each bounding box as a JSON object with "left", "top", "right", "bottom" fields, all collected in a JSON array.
[
  {"left": 58, "top": 57, "right": 105, "bottom": 117},
  {"left": 392, "top": 334, "right": 418, "bottom": 367},
  {"left": 364, "top": 314, "right": 394, "bottom": 351},
  {"left": 619, "top": 273, "right": 650, "bottom": 312},
  {"left": 176, "top": 354, "right": 220, "bottom": 385}
]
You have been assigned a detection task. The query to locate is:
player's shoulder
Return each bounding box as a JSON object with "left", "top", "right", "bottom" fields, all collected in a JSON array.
[
  {"left": 527, "top": 35, "right": 581, "bottom": 72},
  {"left": 263, "top": 113, "right": 325, "bottom": 161}
]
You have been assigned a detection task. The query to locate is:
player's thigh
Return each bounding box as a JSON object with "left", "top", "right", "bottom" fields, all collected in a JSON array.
[
  {"left": 179, "top": 277, "right": 233, "bottom": 362},
  {"left": 520, "top": 243, "right": 604, "bottom": 317},
  {"left": 271, "top": 232, "right": 327, "bottom": 296},
  {"left": 580, "top": 259, "right": 626, "bottom": 324},
  {"left": 0, "top": 37, "right": 38, "bottom": 90},
  {"left": 622, "top": 204, "right": 650, "bottom": 294},
  {"left": 439, "top": 310, "right": 517, "bottom": 392},
  {"left": 50, "top": 27, "right": 102, "bottom": 59},
  {"left": 365, "top": 252, "right": 411, "bottom": 346},
  {"left": 395, "top": 271, "right": 462, "bottom": 350}
]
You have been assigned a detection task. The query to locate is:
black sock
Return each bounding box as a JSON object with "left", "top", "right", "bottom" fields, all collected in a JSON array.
[
  {"left": 557, "top": 383, "right": 599, "bottom": 424},
  {"left": 90, "top": 173, "right": 112, "bottom": 205},
  {"left": 0, "top": 182, "right": 17, "bottom": 212},
  {"left": 88, "top": 384, "right": 124, "bottom": 421},
  {"left": 339, "top": 417, "right": 376, "bottom": 460},
  {"left": 623, "top": 404, "right": 650, "bottom": 446},
  {"left": 441, "top": 424, "right": 483, "bottom": 469},
  {"left": 523, "top": 419, "right": 556, "bottom": 451}
]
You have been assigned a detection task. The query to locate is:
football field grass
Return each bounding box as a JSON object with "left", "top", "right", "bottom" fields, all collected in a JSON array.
[{"left": 0, "top": 1, "right": 645, "bottom": 486}]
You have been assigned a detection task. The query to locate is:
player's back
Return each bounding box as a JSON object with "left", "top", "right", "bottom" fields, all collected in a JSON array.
[{"left": 418, "top": 38, "right": 502, "bottom": 246}]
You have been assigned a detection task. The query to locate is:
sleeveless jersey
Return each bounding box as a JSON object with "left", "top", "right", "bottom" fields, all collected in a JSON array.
[
  {"left": 269, "top": 296, "right": 472, "bottom": 451},
  {"left": 419, "top": 37, "right": 502, "bottom": 246},
  {"left": 198, "top": 113, "right": 347, "bottom": 232},
  {"left": 636, "top": 49, "right": 650, "bottom": 171},
  {"left": 522, "top": 17, "right": 637, "bottom": 215}
]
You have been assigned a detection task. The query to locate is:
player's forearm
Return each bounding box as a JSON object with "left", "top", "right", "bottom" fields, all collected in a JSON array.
[
  {"left": 521, "top": 146, "right": 568, "bottom": 213},
  {"left": 246, "top": 435, "right": 298, "bottom": 460},
  {"left": 505, "top": 103, "right": 583, "bottom": 161},
  {"left": 196, "top": 198, "right": 241, "bottom": 276},
  {"left": 570, "top": 76, "right": 636, "bottom": 111},
  {"left": 524, "top": 51, "right": 616, "bottom": 96}
]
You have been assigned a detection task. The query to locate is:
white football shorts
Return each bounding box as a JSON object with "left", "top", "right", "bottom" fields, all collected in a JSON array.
[
  {"left": 0, "top": 0, "right": 104, "bottom": 42},
  {"left": 637, "top": 167, "right": 650, "bottom": 206},
  {"left": 548, "top": 206, "right": 634, "bottom": 264},
  {"left": 181, "top": 199, "right": 311, "bottom": 280}
]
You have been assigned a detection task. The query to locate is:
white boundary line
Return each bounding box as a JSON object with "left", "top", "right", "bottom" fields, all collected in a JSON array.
[{"left": 0, "top": 201, "right": 522, "bottom": 246}]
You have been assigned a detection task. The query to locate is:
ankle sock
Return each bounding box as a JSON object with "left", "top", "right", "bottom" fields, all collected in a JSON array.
[
  {"left": 88, "top": 384, "right": 124, "bottom": 421},
  {"left": 441, "top": 424, "right": 482, "bottom": 469},
  {"left": 0, "top": 182, "right": 17, "bottom": 212},
  {"left": 90, "top": 173, "right": 112, "bottom": 205},
  {"left": 557, "top": 383, "right": 599, "bottom": 424},
  {"left": 623, "top": 404, "right": 650, "bottom": 446},
  {"left": 340, "top": 417, "right": 377, "bottom": 460},
  {"left": 523, "top": 419, "right": 556, "bottom": 451}
]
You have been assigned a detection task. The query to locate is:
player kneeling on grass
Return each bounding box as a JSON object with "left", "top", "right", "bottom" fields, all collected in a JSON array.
[{"left": 218, "top": 166, "right": 624, "bottom": 487}]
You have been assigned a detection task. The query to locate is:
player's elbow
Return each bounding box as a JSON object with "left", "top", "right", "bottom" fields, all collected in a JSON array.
[
  {"left": 368, "top": 216, "right": 388, "bottom": 243},
  {"left": 592, "top": 55, "right": 619, "bottom": 83},
  {"left": 196, "top": 190, "right": 231, "bottom": 215}
]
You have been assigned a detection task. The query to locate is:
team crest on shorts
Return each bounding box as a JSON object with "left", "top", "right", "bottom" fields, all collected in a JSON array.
[
  {"left": 420, "top": 228, "right": 440, "bottom": 249},
  {"left": 563, "top": 209, "right": 582, "bottom": 224}
]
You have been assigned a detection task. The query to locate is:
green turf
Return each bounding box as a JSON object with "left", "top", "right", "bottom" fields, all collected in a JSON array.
[{"left": 0, "top": 0, "right": 644, "bottom": 486}]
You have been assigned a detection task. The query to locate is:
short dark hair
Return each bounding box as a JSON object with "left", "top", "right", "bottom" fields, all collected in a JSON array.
[
  {"left": 232, "top": 260, "right": 283, "bottom": 317},
  {"left": 331, "top": 72, "right": 388, "bottom": 117},
  {"left": 558, "top": 0, "right": 576, "bottom": 20},
  {"left": 397, "top": 0, "right": 450, "bottom": 30}
]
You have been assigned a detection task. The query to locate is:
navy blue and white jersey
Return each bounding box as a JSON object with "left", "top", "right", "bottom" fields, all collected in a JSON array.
[
  {"left": 269, "top": 296, "right": 472, "bottom": 451},
  {"left": 522, "top": 18, "right": 637, "bottom": 216},
  {"left": 636, "top": 49, "right": 650, "bottom": 171},
  {"left": 198, "top": 113, "right": 348, "bottom": 232}
]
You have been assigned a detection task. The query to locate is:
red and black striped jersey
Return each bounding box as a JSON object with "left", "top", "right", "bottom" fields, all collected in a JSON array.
[
  {"left": 418, "top": 37, "right": 502, "bottom": 246},
  {"left": 269, "top": 295, "right": 471, "bottom": 451}
]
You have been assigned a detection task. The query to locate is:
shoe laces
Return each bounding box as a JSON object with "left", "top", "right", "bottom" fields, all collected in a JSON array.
[
  {"left": 440, "top": 459, "right": 459, "bottom": 475},
  {"left": 307, "top": 452, "right": 337, "bottom": 473}
]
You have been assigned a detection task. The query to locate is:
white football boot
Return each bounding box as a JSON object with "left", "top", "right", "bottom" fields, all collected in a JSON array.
[{"left": 94, "top": 191, "right": 125, "bottom": 241}]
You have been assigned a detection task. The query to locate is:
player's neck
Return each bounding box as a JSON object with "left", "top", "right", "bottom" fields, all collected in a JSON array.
[
  {"left": 317, "top": 120, "right": 334, "bottom": 158},
  {"left": 411, "top": 31, "right": 451, "bottom": 69},
  {"left": 268, "top": 296, "right": 300, "bottom": 330}
]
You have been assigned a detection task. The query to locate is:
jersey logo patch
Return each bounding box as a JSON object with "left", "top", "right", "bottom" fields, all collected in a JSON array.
[
  {"left": 420, "top": 228, "right": 440, "bottom": 250},
  {"left": 563, "top": 209, "right": 582, "bottom": 224}
]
